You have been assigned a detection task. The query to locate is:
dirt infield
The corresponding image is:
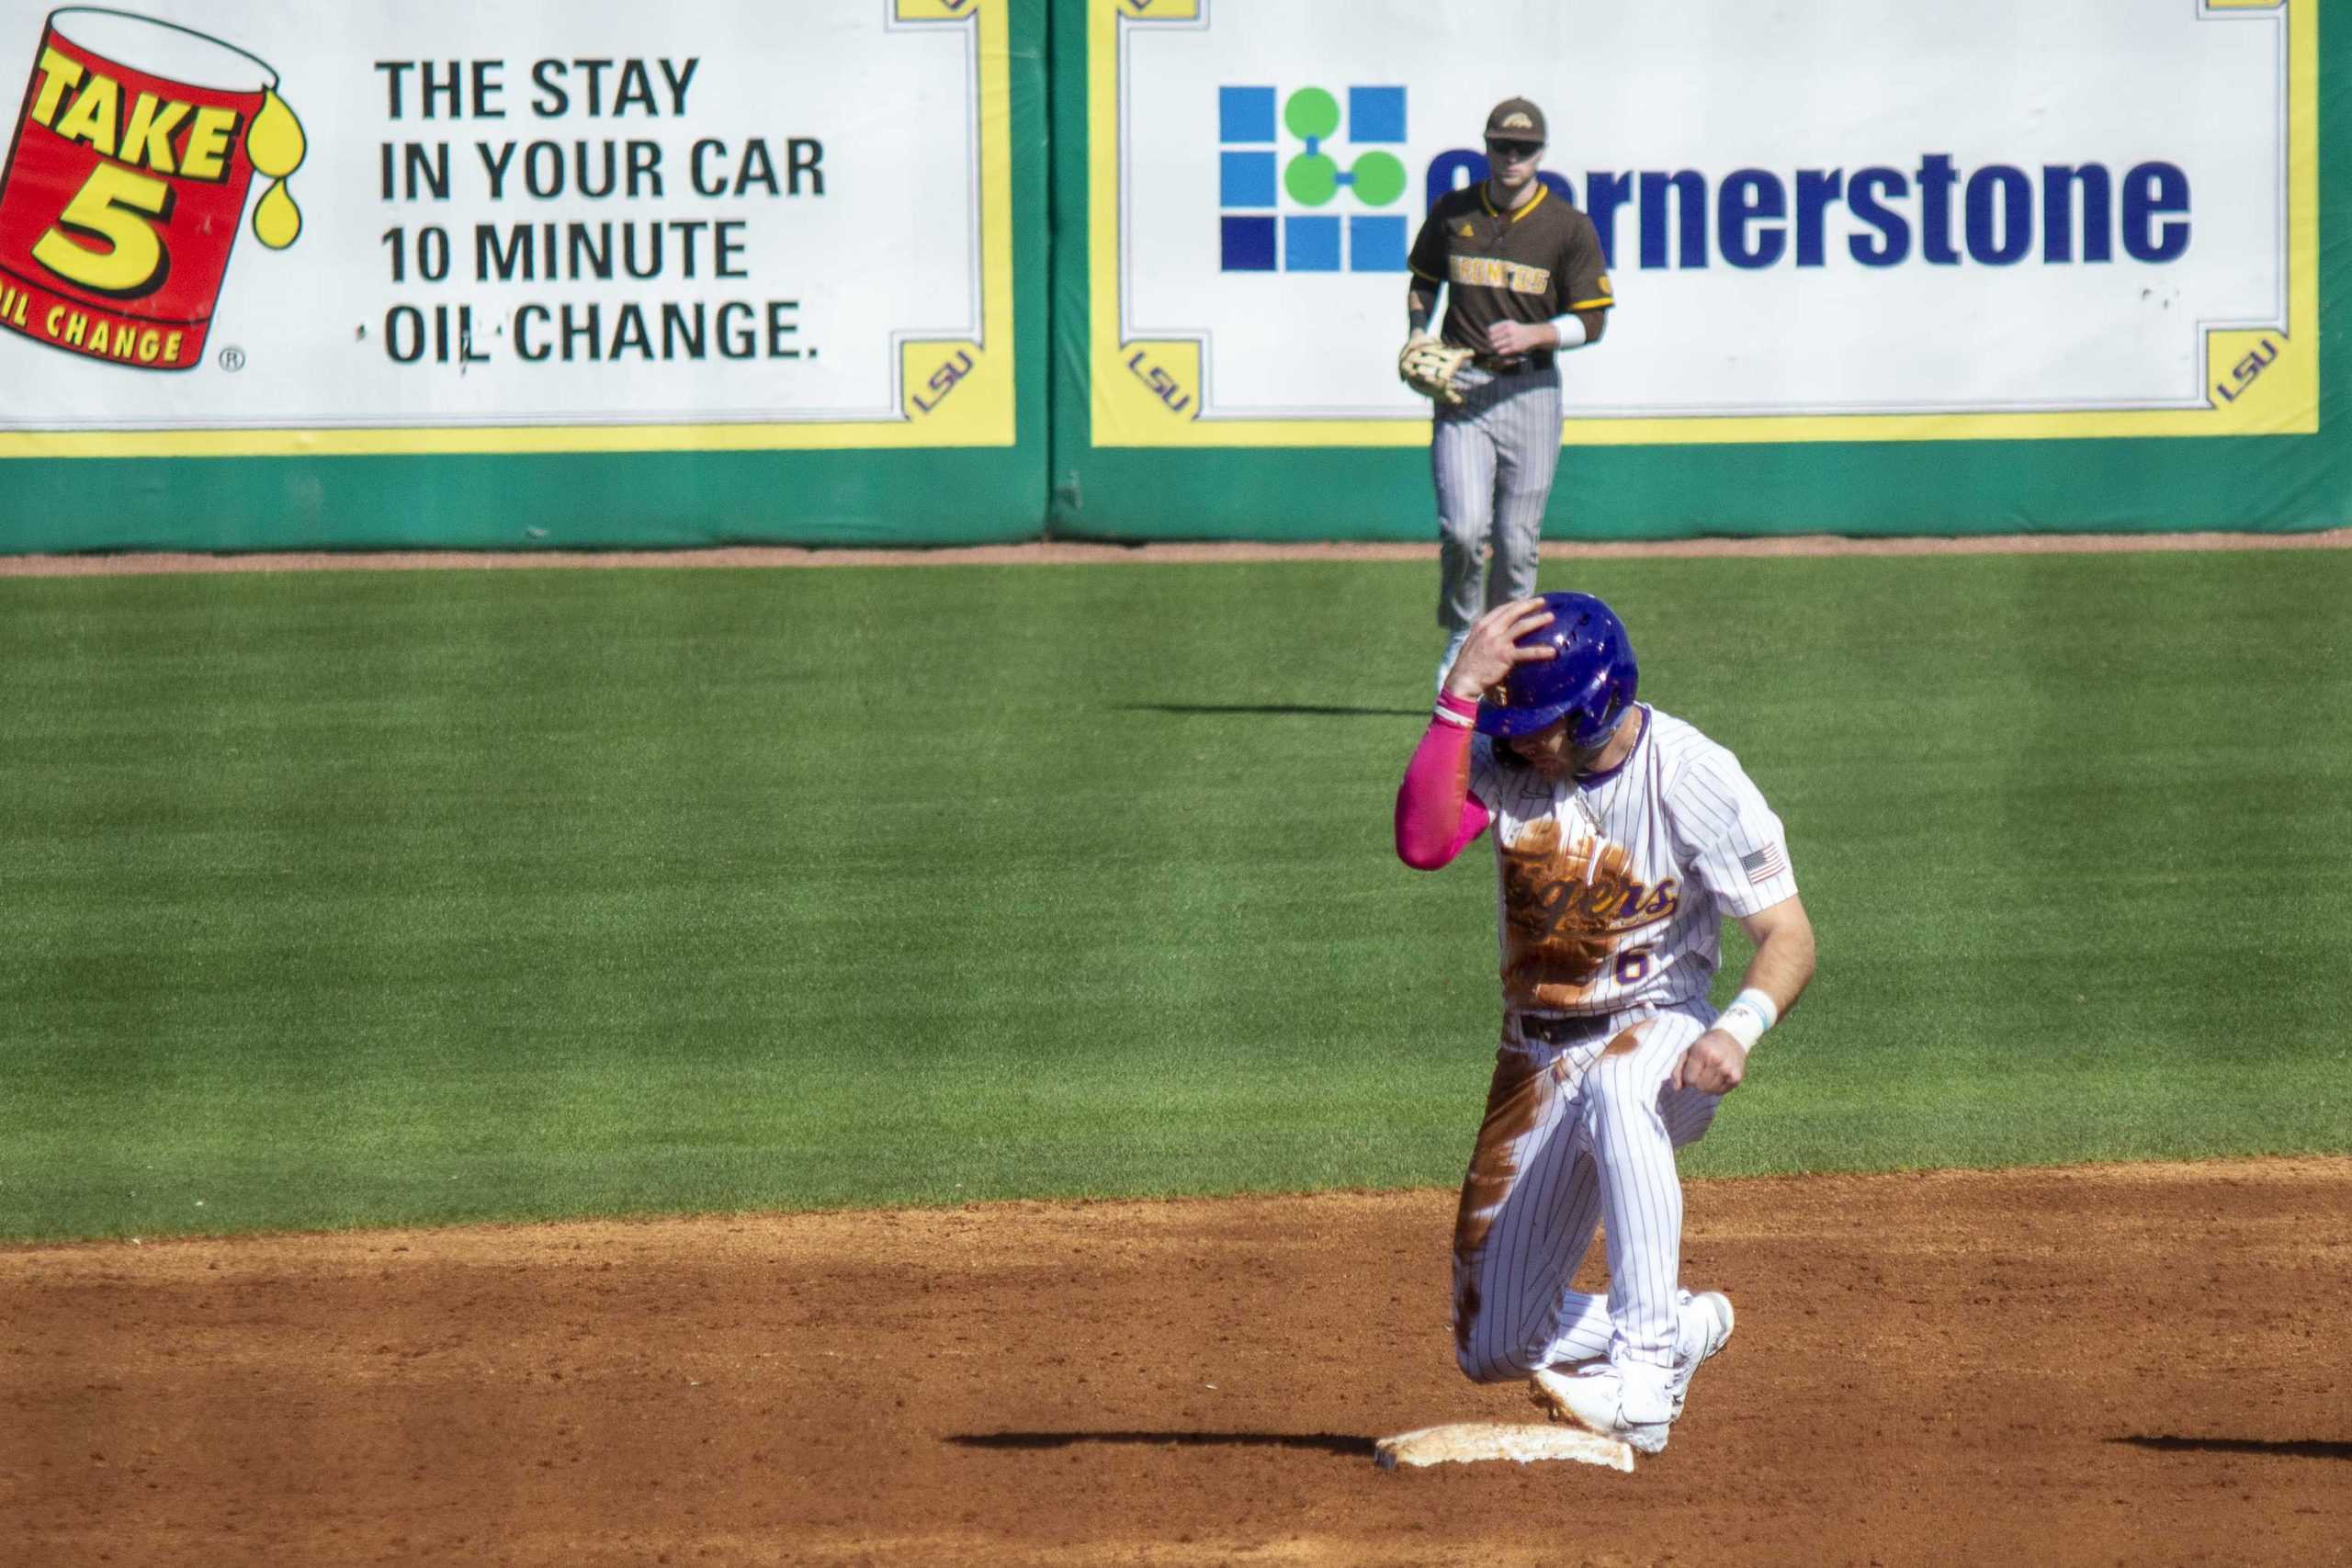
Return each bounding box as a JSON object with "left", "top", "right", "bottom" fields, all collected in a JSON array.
[
  {"left": 3, "top": 527, "right": 2349, "bottom": 576},
  {"left": 6, "top": 1158, "right": 2346, "bottom": 1567}
]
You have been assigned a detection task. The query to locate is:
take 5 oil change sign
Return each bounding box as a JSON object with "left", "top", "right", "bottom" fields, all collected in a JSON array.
[{"left": 0, "top": 6, "right": 302, "bottom": 371}]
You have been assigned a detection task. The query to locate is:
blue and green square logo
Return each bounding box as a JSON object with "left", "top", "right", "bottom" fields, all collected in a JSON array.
[{"left": 1219, "top": 85, "right": 1408, "bottom": 274}]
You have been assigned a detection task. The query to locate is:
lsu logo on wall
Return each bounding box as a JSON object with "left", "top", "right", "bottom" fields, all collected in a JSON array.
[
  {"left": 1217, "top": 84, "right": 1407, "bottom": 274},
  {"left": 0, "top": 7, "right": 305, "bottom": 372}
]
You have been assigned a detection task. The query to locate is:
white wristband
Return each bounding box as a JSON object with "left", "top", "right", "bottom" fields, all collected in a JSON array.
[
  {"left": 1713, "top": 987, "right": 1778, "bottom": 1053},
  {"left": 1554, "top": 314, "right": 1591, "bottom": 351}
]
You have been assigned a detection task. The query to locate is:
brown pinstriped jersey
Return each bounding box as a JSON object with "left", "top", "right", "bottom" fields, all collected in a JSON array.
[{"left": 1408, "top": 183, "right": 1613, "bottom": 353}]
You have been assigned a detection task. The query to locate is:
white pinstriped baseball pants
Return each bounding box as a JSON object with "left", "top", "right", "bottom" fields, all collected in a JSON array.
[
  {"left": 1450, "top": 1001, "right": 1721, "bottom": 1389},
  {"left": 1431, "top": 363, "right": 1566, "bottom": 637}
]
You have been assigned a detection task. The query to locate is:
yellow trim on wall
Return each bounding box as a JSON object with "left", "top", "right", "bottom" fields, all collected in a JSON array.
[
  {"left": 1091, "top": 0, "right": 2319, "bottom": 448},
  {"left": 0, "top": 0, "right": 1017, "bottom": 459}
]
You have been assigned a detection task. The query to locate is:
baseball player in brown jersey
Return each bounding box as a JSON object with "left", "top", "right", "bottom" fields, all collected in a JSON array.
[{"left": 1401, "top": 97, "right": 1614, "bottom": 694}]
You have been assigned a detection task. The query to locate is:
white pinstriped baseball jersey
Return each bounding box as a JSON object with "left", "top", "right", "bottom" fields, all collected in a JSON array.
[{"left": 1466, "top": 705, "right": 1798, "bottom": 1016}]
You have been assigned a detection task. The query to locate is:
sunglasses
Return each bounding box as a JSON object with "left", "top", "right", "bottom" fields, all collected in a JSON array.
[{"left": 1486, "top": 139, "right": 1543, "bottom": 161}]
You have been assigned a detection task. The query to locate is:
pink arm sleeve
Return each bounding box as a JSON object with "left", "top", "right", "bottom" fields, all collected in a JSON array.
[{"left": 1395, "top": 700, "right": 1492, "bottom": 870}]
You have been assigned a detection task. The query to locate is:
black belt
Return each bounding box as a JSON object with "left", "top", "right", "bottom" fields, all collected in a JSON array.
[
  {"left": 1472, "top": 349, "right": 1555, "bottom": 376},
  {"left": 1513, "top": 1011, "right": 1617, "bottom": 1047}
]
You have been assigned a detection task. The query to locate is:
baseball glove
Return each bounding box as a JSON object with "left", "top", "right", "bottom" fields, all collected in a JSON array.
[{"left": 1398, "top": 333, "right": 1472, "bottom": 406}]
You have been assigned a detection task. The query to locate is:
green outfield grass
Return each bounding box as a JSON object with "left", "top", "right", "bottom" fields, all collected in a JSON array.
[{"left": 3, "top": 548, "right": 2347, "bottom": 1242}]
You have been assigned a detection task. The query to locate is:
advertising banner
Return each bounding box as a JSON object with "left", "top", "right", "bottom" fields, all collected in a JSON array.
[
  {"left": 1090, "top": 0, "right": 2319, "bottom": 447},
  {"left": 0, "top": 0, "right": 1017, "bottom": 457}
]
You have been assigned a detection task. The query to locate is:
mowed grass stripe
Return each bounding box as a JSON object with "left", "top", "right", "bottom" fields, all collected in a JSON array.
[{"left": 1, "top": 551, "right": 2346, "bottom": 1241}]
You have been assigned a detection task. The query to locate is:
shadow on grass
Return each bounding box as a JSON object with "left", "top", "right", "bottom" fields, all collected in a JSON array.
[
  {"left": 1114, "top": 704, "right": 1428, "bottom": 718},
  {"left": 2111, "top": 1436, "right": 2352, "bottom": 1461},
  {"left": 949, "top": 1430, "right": 1377, "bottom": 1457}
]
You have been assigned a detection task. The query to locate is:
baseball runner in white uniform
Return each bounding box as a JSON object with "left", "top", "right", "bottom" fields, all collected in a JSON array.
[{"left": 1393, "top": 592, "right": 1817, "bottom": 1453}]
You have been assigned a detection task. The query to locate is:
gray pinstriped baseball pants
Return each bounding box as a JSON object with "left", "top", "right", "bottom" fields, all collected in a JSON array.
[{"left": 1431, "top": 363, "right": 1566, "bottom": 636}]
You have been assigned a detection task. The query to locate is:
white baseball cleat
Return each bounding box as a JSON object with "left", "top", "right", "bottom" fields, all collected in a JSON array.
[
  {"left": 1528, "top": 1290, "right": 1736, "bottom": 1455},
  {"left": 1668, "top": 1290, "right": 1735, "bottom": 1420},
  {"left": 1529, "top": 1362, "right": 1673, "bottom": 1454}
]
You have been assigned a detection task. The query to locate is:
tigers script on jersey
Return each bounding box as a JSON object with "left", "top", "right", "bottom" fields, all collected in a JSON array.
[{"left": 1467, "top": 705, "right": 1799, "bottom": 1015}]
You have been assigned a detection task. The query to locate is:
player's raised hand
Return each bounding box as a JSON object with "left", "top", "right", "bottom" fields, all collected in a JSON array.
[
  {"left": 1442, "top": 597, "right": 1556, "bottom": 702},
  {"left": 1671, "top": 1032, "right": 1747, "bottom": 1095}
]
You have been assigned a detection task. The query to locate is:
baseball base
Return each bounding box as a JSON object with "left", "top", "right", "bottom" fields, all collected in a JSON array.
[{"left": 1374, "top": 1422, "right": 1637, "bottom": 1472}]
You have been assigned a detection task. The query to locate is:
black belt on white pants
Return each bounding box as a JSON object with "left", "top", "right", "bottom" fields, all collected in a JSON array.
[{"left": 1511, "top": 1011, "right": 1618, "bottom": 1047}]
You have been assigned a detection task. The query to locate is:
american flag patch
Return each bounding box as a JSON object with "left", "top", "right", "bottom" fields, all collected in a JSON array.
[{"left": 1739, "top": 844, "right": 1788, "bottom": 885}]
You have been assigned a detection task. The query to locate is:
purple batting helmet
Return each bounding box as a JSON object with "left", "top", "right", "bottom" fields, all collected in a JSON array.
[{"left": 1476, "top": 592, "right": 1640, "bottom": 742}]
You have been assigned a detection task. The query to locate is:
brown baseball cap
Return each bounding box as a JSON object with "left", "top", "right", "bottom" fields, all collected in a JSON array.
[{"left": 1484, "top": 97, "right": 1547, "bottom": 144}]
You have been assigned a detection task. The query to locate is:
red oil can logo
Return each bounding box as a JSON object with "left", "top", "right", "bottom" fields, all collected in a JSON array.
[{"left": 0, "top": 7, "right": 304, "bottom": 371}]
